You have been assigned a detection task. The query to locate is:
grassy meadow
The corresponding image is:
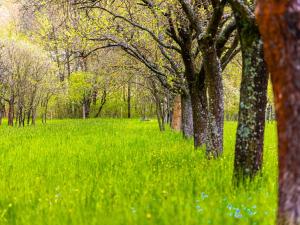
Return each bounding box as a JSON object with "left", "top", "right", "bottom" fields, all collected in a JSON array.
[{"left": 0, "top": 119, "right": 277, "bottom": 225}]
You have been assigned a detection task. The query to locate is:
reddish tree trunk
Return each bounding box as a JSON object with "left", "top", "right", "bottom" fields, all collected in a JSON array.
[
  {"left": 181, "top": 93, "right": 194, "bottom": 138},
  {"left": 256, "top": 1, "right": 300, "bottom": 224},
  {"left": 171, "top": 95, "right": 182, "bottom": 131}
]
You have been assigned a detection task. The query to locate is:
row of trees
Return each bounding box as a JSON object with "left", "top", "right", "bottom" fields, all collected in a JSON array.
[
  {"left": 12, "top": 1, "right": 178, "bottom": 125},
  {"left": 2, "top": 0, "right": 298, "bottom": 223},
  {"left": 47, "top": 0, "right": 265, "bottom": 180},
  {"left": 32, "top": 1, "right": 295, "bottom": 224},
  {"left": 1, "top": 0, "right": 247, "bottom": 126},
  {"left": 16, "top": 0, "right": 270, "bottom": 179}
]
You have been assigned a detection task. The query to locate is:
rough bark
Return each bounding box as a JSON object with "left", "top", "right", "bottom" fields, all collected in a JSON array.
[
  {"left": 203, "top": 46, "right": 224, "bottom": 158},
  {"left": 179, "top": 29, "right": 208, "bottom": 148},
  {"left": 181, "top": 92, "right": 194, "bottom": 138},
  {"left": 182, "top": 45, "right": 207, "bottom": 148},
  {"left": 256, "top": 1, "right": 300, "bottom": 224},
  {"left": 171, "top": 95, "right": 182, "bottom": 131},
  {"left": 233, "top": 14, "right": 268, "bottom": 182},
  {"left": 179, "top": 0, "right": 226, "bottom": 153},
  {"left": 188, "top": 79, "right": 208, "bottom": 148}
]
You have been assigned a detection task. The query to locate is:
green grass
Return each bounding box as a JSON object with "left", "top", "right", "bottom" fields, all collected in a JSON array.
[{"left": 0, "top": 119, "right": 277, "bottom": 225}]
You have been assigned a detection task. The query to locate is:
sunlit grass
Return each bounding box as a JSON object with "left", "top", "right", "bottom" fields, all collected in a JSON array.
[{"left": 0, "top": 119, "right": 277, "bottom": 225}]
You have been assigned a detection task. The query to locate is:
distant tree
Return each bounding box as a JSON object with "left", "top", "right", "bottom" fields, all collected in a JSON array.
[
  {"left": 69, "top": 71, "right": 95, "bottom": 119},
  {"left": 256, "top": 1, "right": 300, "bottom": 224},
  {"left": 0, "top": 39, "right": 55, "bottom": 126}
]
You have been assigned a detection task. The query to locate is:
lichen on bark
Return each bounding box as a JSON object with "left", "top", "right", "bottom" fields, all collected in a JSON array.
[{"left": 233, "top": 13, "right": 268, "bottom": 183}]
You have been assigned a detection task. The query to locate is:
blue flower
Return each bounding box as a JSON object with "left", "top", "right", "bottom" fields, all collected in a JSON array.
[
  {"left": 195, "top": 205, "right": 203, "bottom": 213},
  {"left": 234, "top": 209, "right": 242, "bottom": 218},
  {"left": 246, "top": 208, "right": 257, "bottom": 216},
  {"left": 201, "top": 192, "right": 208, "bottom": 200}
]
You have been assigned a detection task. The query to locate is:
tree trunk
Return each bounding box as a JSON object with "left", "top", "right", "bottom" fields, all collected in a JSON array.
[
  {"left": 171, "top": 95, "right": 182, "bottom": 131},
  {"left": 86, "top": 98, "right": 91, "bottom": 118},
  {"left": 82, "top": 103, "right": 86, "bottom": 119},
  {"left": 66, "top": 49, "right": 71, "bottom": 79},
  {"left": 256, "top": 2, "right": 300, "bottom": 224},
  {"left": 181, "top": 93, "right": 193, "bottom": 138},
  {"left": 127, "top": 79, "right": 131, "bottom": 119},
  {"left": 42, "top": 97, "right": 50, "bottom": 124},
  {"left": 8, "top": 96, "right": 14, "bottom": 126},
  {"left": 187, "top": 75, "right": 208, "bottom": 148},
  {"left": 95, "top": 90, "right": 107, "bottom": 118},
  {"left": 0, "top": 102, "right": 3, "bottom": 126},
  {"left": 82, "top": 97, "right": 91, "bottom": 119},
  {"left": 142, "top": 103, "right": 146, "bottom": 120},
  {"left": 166, "top": 91, "right": 172, "bottom": 125},
  {"left": 15, "top": 110, "right": 18, "bottom": 126},
  {"left": 163, "top": 96, "right": 169, "bottom": 124},
  {"left": 92, "top": 88, "right": 98, "bottom": 105},
  {"left": 32, "top": 108, "right": 36, "bottom": 126},
  {"left": 22, "top": 111, "right": 25, "bottom": 127},
  {"left": 42, "top": 114, "right": 46, "bottom": 124},
  {"left": 27, "top": 110, "right": 31, "bottom": 126},
  {"left": 181, "top": 36, "right": 207, "bottom": 148},
  {"left": 203, "top": 47, "right": 224, "bottom": 158},
  {"left": 18, "top": 106, "right": 23, "bottom": 127},
  {"left": 155, "top": 100, "right": 165, "bottom": 132},
  {"left": 233, "top": 17, "right": 268, "bottom": 182}
]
